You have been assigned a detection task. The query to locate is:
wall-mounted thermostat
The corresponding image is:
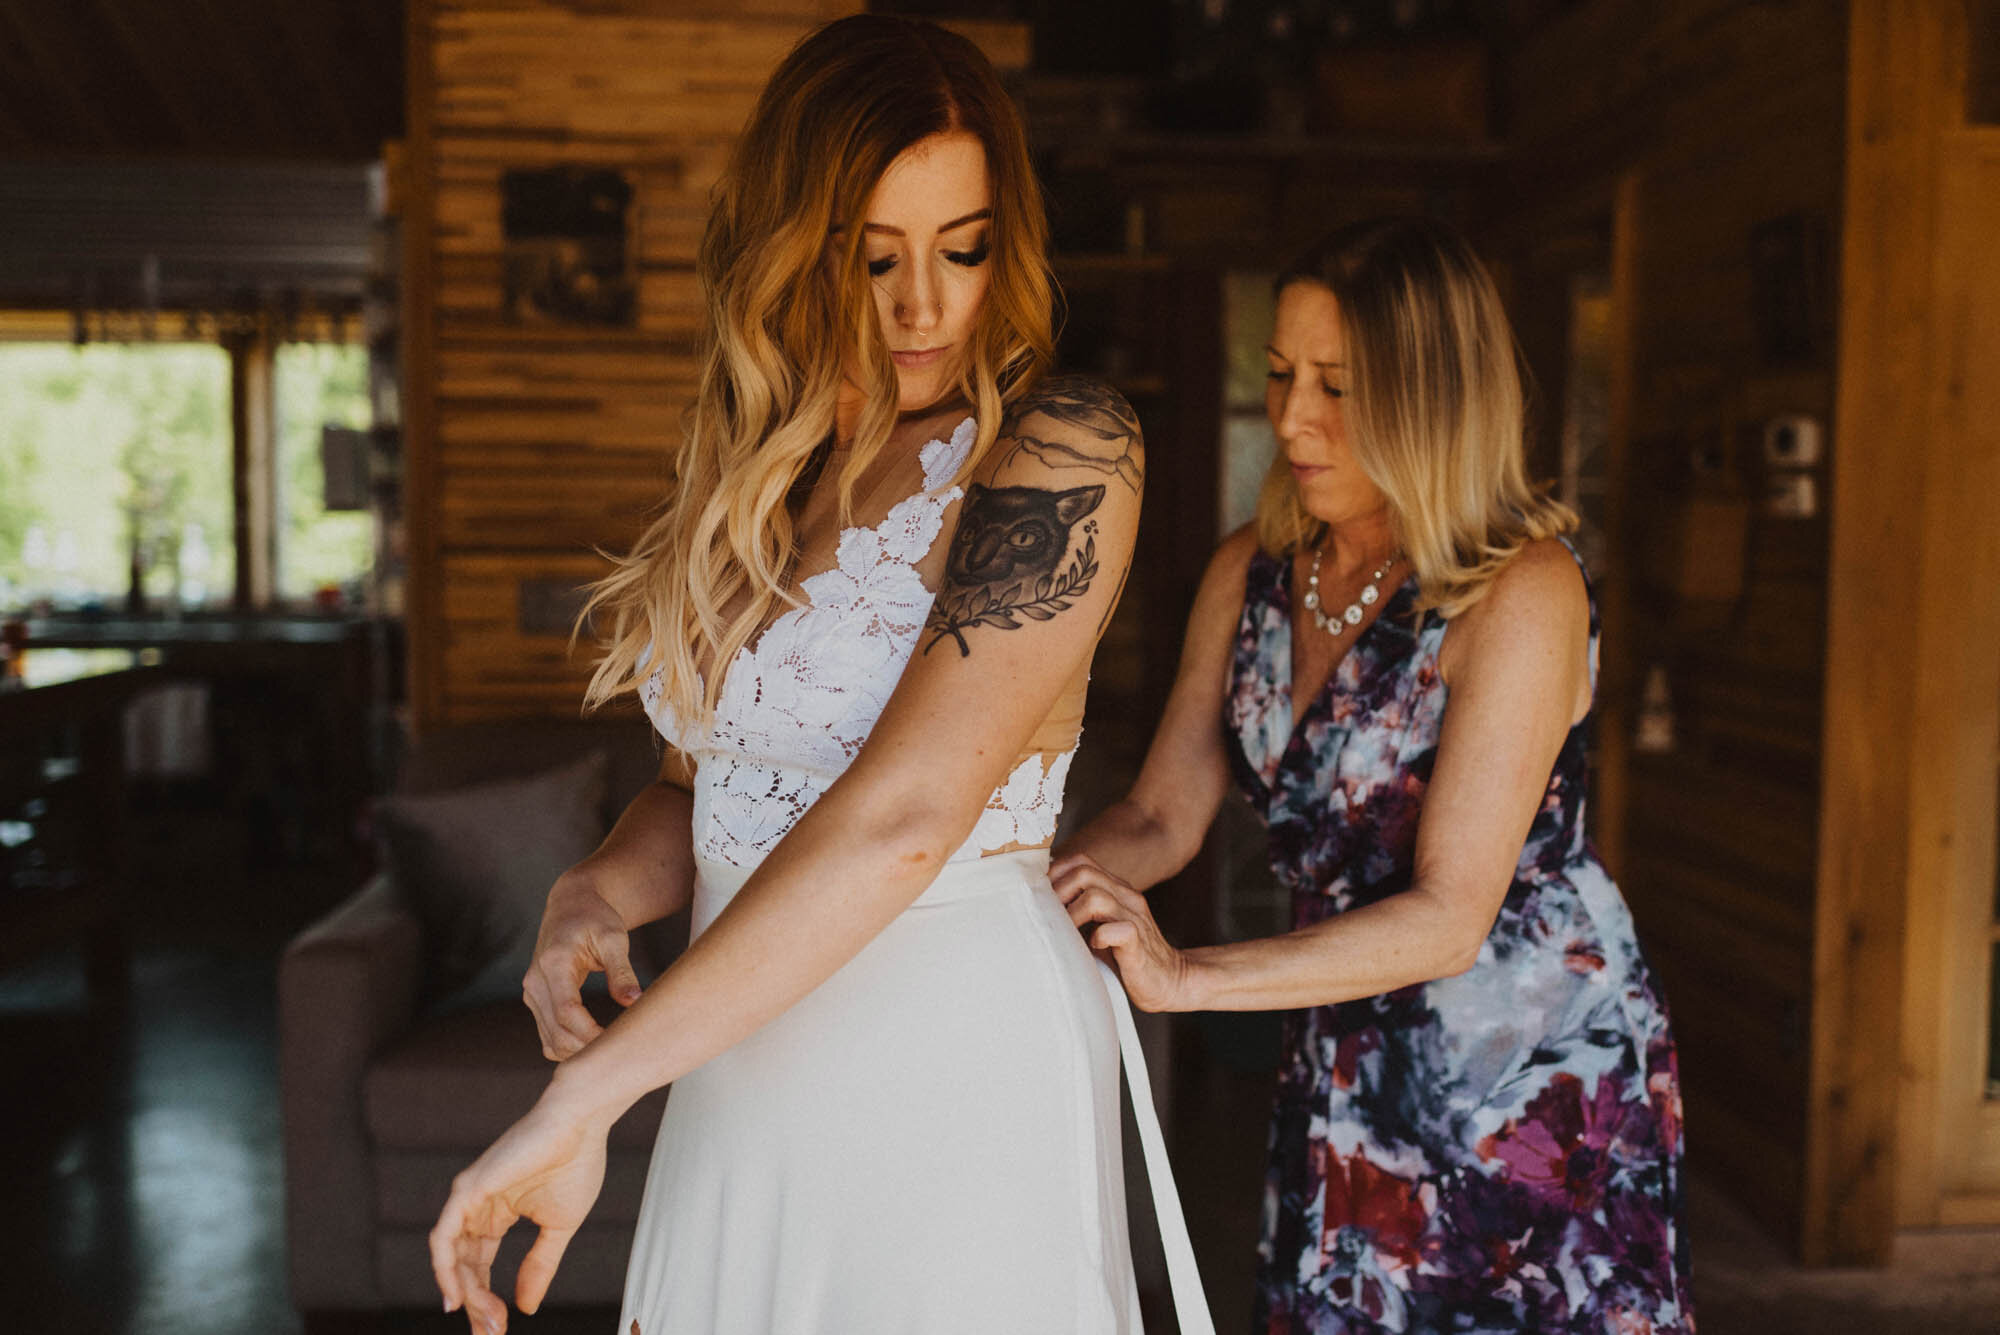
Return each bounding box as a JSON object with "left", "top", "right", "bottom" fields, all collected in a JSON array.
[{"left": 1762, "top": 414, "right": 1824, "bottom": 468}]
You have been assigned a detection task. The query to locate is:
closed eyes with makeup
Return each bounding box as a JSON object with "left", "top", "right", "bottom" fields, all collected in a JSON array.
[
  {"left": 866, "top": 240, "right": 990, "bottom": 278},
  {"left": 1265, "top": 365, "right": 1344, "bottom": 398}
]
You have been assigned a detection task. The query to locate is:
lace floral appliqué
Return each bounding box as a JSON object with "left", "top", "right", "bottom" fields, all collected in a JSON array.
[{"left": 644, "top": 417, "right": 1075, "bottom": 867}]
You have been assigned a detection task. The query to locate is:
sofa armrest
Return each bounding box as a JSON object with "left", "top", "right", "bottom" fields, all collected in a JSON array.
[{"left": 279, "top": 873, "right": 425, "bottom": 1310}]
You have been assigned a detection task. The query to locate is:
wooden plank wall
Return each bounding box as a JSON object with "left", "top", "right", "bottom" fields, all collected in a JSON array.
[
  {"left": 404, "top": 0, "right": 853, "bottom": 725},
  {"left": 1495, "top": 0, "right": 1849, "bottom": 1250}
]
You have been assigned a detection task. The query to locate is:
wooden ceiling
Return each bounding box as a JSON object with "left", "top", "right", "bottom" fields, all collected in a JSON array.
[
  {"left": 0, "top": 1, "right": 404, "bottom": 160},
  {"left": 0, "top": 1, "right": 1603, "bottom": 163}
]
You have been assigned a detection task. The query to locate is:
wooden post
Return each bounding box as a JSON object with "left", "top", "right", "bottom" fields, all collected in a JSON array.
[
  {"left": 228, "top": 331, "right": 277, "bottom": 610},
  {"left": 1805, "top": 0, "right": 1954, "bottom": 1264}
]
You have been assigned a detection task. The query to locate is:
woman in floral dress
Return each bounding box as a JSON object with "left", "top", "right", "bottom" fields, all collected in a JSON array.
[{"left": 1055, "top": 216, "right": 1692, "bottom": 1334}]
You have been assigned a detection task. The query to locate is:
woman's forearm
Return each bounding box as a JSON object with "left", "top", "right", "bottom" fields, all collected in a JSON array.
[
  {"left": 539, "top": 781, "right": 970, "bottom": 1130},
  {"left": 1175, "top": 882, "right": 1488, "bottom": 1012},
  {"left": 1059, "top": 796, "right": 1198, "bottom": 891},
  {"left": 563, "top": 780, "right": 697, "bottom": 929}
]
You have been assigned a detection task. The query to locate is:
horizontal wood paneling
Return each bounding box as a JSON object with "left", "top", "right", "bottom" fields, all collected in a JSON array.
[
  {"left": 438, "top": 551, "right": 609, "bottom": 716},
  {"left": 407, "top": 0, "right": 851, "bottom": 722}
]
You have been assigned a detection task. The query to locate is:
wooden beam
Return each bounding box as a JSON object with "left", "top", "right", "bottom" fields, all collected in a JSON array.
[
  {"left": 228, "top": 333, "right": 278, "bottom": 610},
  {"left": 1805, "top": 0, "right": 1954, "bottom": 1265},
  {"left": 1903, "top": 122, "right": 2000, "bottom": 1229}
]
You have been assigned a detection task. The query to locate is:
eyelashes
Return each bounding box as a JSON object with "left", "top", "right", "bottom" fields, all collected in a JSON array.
[
  {"left": 1265, "top": 369, "right": 1344, "bottom": 398},
  {"left": 865, "top": 242, "right": 992, "bottom": 278}
]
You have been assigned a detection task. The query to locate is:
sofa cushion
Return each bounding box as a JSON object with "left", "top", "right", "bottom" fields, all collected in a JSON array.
[
  {"left": 363, "top": 999, "right": 669, "bottom": 1152},
  {"left": 397, "top": 717, "right": 660, "bottom": 822},
  {"left": 375, "top": 749, "right": 608, "bottom": 1006},
  {"left": 391, "top": 718, "right": 690, "bottom": 979}
]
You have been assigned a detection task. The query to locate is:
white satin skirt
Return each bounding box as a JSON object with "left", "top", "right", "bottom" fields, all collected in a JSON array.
[{"left": 617, "top": 848, "right": 1144, "bottom": 1335}]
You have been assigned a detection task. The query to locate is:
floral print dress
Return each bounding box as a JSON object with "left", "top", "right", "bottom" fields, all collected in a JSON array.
[{"left": 1225, "top": 544, "right": 1693, "bottom": 1335}]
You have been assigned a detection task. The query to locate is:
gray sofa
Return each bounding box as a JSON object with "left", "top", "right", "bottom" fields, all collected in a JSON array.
[{"left": 279, "top": 718, "right": 685, "bottom": 1316}]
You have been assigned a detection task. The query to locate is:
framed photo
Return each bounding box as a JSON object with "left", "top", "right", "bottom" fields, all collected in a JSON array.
[{"left": 501, "top": 166, "right": 637, "bottom": 327}]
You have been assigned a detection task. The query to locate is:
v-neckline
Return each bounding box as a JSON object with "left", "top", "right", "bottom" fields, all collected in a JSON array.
[
  {"left": 723, "top": 413, "right": 976, "bottom": 680},
  {"left": 1268, "top": 551, "right": 1418, "bottom": 755}
]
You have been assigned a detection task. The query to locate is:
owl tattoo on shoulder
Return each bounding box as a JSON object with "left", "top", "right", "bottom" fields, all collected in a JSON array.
[{"left": 924, "top": 482, "right": 1105, "bottom": 657}]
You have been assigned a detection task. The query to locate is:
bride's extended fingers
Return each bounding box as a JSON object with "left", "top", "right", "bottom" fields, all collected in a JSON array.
[
  {"left": 463, "top": 1280, "right": 508, "bottom": 1335},
  {"left": 515, "top": 1223, "right": 577, "bottom": 1315},
  {"left": 457, "top": 1231, "right": 506, "bottom": 1333},
  {"left": 429, "top": 1192, "right": 469, "bottom": 1310}
]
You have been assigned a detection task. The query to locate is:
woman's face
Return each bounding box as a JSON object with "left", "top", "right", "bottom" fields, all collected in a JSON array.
[
  {"left": 1266, "top": 280, "right": 1387, "bottom": 528},
  {"left": 839, "top": 129, "right": 994, "bottom": 415}
]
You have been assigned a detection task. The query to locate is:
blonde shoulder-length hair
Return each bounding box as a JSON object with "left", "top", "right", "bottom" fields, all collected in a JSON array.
[
  {"left": 1254, "top": 216, "right": 1574, "bottom": 619},
  {"left": 579, "top": 14, "right": 1055, "bottom": 719}
]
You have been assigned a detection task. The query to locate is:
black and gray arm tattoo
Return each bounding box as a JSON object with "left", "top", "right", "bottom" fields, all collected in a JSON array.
[
  {"left": 997, "top": 376, "right": 1144, "bottom": 496},
  {"left": 923, "top": 482, "right": 1104, "bottom": 657}
]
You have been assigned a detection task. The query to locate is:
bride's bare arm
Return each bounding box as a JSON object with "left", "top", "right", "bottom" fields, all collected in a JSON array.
[
  {"left": 540, "top": 376, "right": 1144, "bottom": 1126},
  {"left": 566, "top": 746, "right": 698, "bottom": 926},
  {"left": 523, "top": 746, "right": 698, "bottom": 1059}
]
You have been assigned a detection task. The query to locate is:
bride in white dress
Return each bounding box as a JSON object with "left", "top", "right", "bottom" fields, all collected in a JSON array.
[{"left": 428, "top": 16, "right": 1208, "bottom": 1335}]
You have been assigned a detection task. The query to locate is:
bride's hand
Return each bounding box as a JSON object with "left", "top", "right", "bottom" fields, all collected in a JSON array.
[
  {"left": 428, "top": 1095, "right": 609, "bottom": 1334},
  {"left": 1052, "top": 853, "right": 1191, "bottom": 1012},
  {"left": 525, "top": 870, "right": 644, "bottom": 1061}
]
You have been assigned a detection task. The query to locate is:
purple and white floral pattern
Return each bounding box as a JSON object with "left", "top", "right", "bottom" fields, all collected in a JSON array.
[{"left": 1226, "top": 544, "right": 1693, "bottom": 1335}]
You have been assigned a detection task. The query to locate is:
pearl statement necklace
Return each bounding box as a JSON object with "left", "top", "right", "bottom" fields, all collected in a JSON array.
[{"left": 1303, "top": 543, "right": 1402, "bottom": 636}]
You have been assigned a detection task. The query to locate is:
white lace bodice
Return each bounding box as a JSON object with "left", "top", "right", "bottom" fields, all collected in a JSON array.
[{"left": 642, "top": 417, "right": 1075, "bottom": 869}]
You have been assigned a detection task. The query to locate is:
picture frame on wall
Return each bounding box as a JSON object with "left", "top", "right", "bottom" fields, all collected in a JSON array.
[{"left": 500, "top": 165, "right": 637, "bottom": 327}]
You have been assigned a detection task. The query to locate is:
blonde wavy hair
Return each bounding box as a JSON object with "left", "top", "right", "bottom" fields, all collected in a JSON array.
[
  {"left": 1255, "top": 216, "right": 1575, "bottom": 618},
  {"left": 580, "top": 14, "right": 1055, "bottom": 718}
]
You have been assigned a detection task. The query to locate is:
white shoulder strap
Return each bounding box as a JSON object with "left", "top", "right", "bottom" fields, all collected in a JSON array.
[{"left": 1098, "top": 960, "right": 1216, "bottom": 1335}]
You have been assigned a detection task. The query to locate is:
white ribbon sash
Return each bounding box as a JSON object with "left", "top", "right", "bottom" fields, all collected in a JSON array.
[{"left": 1097, "top": 960, "right": 1217, "bottom": 1335}]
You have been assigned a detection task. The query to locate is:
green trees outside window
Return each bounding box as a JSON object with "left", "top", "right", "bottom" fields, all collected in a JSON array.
[
  {"left": 0, "top": 340, "right": 372, "bottom": 613},
  {"left": 275, "top": 342, "right": 372, "bottom": 603}
]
